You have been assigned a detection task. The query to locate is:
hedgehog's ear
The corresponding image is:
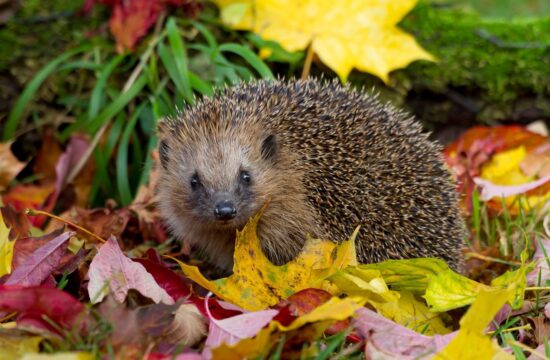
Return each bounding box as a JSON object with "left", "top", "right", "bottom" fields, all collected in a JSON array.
[{"left": 261, "top": 134, "right": 277, "bottom": 161}]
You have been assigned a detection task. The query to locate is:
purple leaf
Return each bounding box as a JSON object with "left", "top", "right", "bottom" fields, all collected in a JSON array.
[
  {"left": 203, "top": 294, "right": 278, "bottom": 358},
  {"left": 88, "top": 236, "right": 174, "bottom": 304},
  {"left": 353, "top": 308, "right": 456, "bottom": 359},
  {"left": 5, "top": 231, "right": 75, "bottom": 286},
  {"left": 527, "top": 238, "right": 550, "bottom": 286}
]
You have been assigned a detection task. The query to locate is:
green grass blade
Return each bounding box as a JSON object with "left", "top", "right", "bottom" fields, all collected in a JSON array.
[
  {"left": 116, "top": 105, "right": 145, "bottom": 206},
  {"left": 3, "top": 46, "right": 89, "bottom": 141},
  {"left": 166, "top": 18, "right": 194, "bottom": 104},
  {"left": 218, "top": 43, "right": 274, "bottom": 79},
  {"left": 86, "top": 74, "right": 147, "bottom": 134},
  {"left": 189, "top": 72, "right": 214, "bottom": 96},
  {"left": 191, "top": 20, "right": 218, "bottom": 49},
  {"left": 89, "top": 55, "right": 126, "bottom": 121},
  {"left": 158, "top": 41, "right": 188, "bottom": 100}
]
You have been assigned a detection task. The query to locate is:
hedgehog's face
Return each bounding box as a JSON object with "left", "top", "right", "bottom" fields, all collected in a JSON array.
[{"left": 157, "top": 125, "right": 278, "bottom": 232}]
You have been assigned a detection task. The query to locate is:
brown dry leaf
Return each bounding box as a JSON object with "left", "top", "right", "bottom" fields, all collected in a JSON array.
[{"left": 0, "top": 141, "right": 25, "bottom": 192}]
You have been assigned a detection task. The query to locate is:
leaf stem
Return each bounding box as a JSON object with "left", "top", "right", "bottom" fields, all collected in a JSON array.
[
  {"left": 526, "top": 286, "right": 550, "bottom": 291},
  {"left": 487, "top": 324, "right": 531, "bottom": 335},
  {"left": 301, "top": 43, "right": 314, "bottom": 80},
  {"left": 25, "top": 209, "right": 106, "bottom": 243}
]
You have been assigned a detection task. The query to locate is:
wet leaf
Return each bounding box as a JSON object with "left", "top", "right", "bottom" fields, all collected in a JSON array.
[{"left": 214, "top": 0, "right": 434, "bottom": 82}]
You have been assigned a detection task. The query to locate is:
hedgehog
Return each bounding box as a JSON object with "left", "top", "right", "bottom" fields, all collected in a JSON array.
[{"left": 156, "top": 78, "right": 466, "bottom": 275}]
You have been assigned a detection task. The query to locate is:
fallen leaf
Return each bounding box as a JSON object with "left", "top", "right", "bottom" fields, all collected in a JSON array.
[
  {"left": 5, "top": 231, "right": 75, "bottom": 286},
  {"left": 526, "top": 238, "right": 549, "bottom": 287},
  {"left": 88, "top": 236, "right": 174, "bottom": 304},
  {"left": 361, "top": 257, "right": 450, "bottom": 293},
  {"left": 204, "top": 295, "right": 278, "bottom": 352},
  {"left": 0, "top": 205, "right": 31, "bottom": 241},
  {"left": 133, "top": 257, "right": 192, "bottom": 301},
  {"left": 424, "top": 269, "right": 490, "bottom": 312},
  {"left": 20, "top": 352, "right": 94, "bottom": 359},
  {"left": 444, "top": 125, "right": 547, "bottom": 213},
  {"left": 214, "top": 0, "right": 433, "bottom": 82},
  {"left": 0, "top": 330, "right": 42, "bottom": 359},
  {"left": 2, "top": 184, "right": 54, "bottom": 227},
  {"left": 0, "top": 211, "right": 15, "bottom": 276},
  {"left": 353, "top": 307, "right": 454, "bottom": 359},
  {"left": 45, "top": 135, "right": 94, "bottom": 211},
  {"left": 210, "top": 296, "right": 362, "bottom": 359},
  {"left": 86, "top": 0, "right": 202, "bottom": 52},
  {"left": 0, "top": 141, "right": 25, "bottom": 192},
  {"left": 0, "top": 285, "right": 86, "bottom": 333},
  {"left": 433, "top": 288, "right": 515, "bottom": 359},
  {"left": 174, "top": 209, "right": 356, "bottom": 310}
]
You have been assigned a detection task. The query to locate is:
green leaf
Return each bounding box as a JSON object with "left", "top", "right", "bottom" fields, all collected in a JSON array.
[
  {"left": 86, "top": 75, "right": 147, "bottom": 134},
  {"left": 116, "top": 105, "right": 145, "bottom": 206},
  {"left": 361, "top": 258, "right": 450, "bottom": 293},
  {"left": 424, "top": 269, "right": 490, "bottom": 312},
  {"left": 89, "top": 55, "right": 126, "bottom": 121}
]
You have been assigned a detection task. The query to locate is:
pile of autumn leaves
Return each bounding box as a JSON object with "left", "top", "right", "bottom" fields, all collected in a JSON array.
[{"left": 0, "top": 124, "right": 549, "bottom": 359}]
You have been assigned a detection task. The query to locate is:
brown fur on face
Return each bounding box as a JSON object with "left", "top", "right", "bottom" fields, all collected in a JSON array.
[
  {"left": 156, "top": 99, "right": 319, "bottom": 272},
  {"left": 156, "top": 78, "right": 466, "bottom": 274}
]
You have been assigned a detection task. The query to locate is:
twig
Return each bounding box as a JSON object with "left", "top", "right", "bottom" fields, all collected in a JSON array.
[
  {"left": 25, "top": 209, "right": 106, "bottom": 243},
  {"left": 464, "top": 252, "right": 520, "bottom": 266},
  {"left": 475, "top": 29, "right": 550, "bottom": 50},
  {"left": 506, "top": 339, "right": 549, "bottom": 360},
  {"left": 330, "top": 340, "right": 365, "bottom": 360},
  {"left": 487, "top": 324, "right": 531, "bottom": 335},
  {"left": 301, "top": 44, "right": 314, "bottom": 80}
]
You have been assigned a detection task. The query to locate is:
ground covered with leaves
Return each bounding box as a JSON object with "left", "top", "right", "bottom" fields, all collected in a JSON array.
[
  {"left": 1, "top": 122, "right": 549, "bottom": 359},
  {"left": 1, "top": 0, "right": 550, "bottom": 359}
]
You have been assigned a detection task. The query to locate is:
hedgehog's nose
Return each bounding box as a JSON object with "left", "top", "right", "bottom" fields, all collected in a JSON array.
[{"left": 214, "top": 201, "right": 237, "bottom": 220}]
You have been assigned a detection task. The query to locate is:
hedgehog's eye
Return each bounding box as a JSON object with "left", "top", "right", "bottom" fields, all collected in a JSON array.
[
  {"left": 240, "top": 170, "right": 251, "bottom": 185},
  {"left": 190, "top": 174, "right": 200, "bottom": 190}
]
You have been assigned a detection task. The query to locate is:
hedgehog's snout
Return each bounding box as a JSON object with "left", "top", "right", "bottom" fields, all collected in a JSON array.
[{"left": 214, "top": 200, "right": 237, "bottom": 221}]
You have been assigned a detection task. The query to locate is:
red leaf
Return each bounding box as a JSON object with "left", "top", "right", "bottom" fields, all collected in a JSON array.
[
  {"left": 134, "top": 258, "right": 192, "bottom": 301},
  {"left": 274, "top": 288, "right": 350, "bottom": 335},
  {"left": 0, "top": 285, "right": 86, "bottom": 333},
  {"left": 109, "top": 0, "right": 164, "bottom": 51},
  {"left": 5, "top": 231, "right": 75, "bottom": 286}
]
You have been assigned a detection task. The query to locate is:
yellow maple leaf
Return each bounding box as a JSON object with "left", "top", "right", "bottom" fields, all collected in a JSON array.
[
  {"left": 173, "top": 210, "right": 357, "bottom": 311},
  {"left": 0, "top": 212, "right": 15, "bottom": 277},
  {"left": 213, "top": 0, "right": 434, "bottom": 82},
  {"left": 433, "top": 288, "right": 515, "bottom": 360}
]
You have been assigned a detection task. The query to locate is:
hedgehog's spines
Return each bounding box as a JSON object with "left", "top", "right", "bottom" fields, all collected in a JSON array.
[{"left": 156, "top": 77, "right": 466, "bottom": 273}]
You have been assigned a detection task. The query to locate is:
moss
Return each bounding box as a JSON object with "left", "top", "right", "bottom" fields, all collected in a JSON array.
[
  {"left": 0, "top": 0, "right": 96, "bottom": 72},
  {"left": 395, "top": 2, "right": 550, "bottom": 123}
]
